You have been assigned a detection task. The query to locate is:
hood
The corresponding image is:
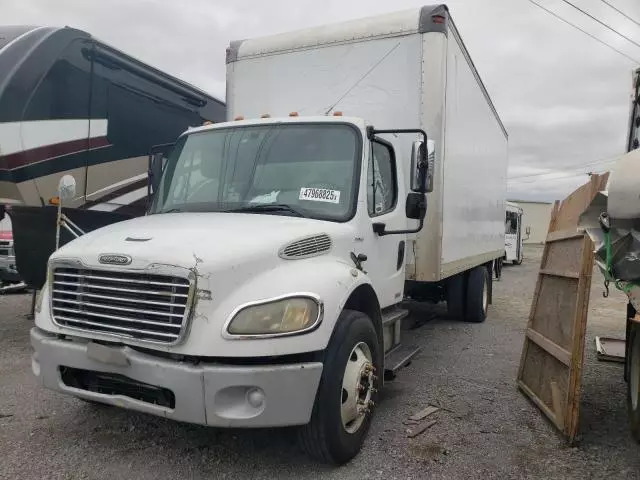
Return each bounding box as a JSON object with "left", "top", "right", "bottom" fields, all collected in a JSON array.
[{"left": 51, "top": 212, "right": 355, "bottom": 270}]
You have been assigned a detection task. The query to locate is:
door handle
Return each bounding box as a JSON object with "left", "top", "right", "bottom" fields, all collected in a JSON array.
[{"left": 397, "top": 241, "right": 405, "bottom": 270}]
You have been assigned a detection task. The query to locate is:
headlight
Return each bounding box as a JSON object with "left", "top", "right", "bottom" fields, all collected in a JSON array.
[{"left": 226, "top": 295, "right": 322, "bottom": 337}]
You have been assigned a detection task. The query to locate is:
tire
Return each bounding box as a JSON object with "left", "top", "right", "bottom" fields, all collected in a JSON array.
[
  {"left": 465, "top": 266, "right": 489, "bottom": 323},
  {"left": 494, "top": 258, "right": 503, "bottom": 281},
  {"left": 298, "top": 310, "right": 381, "bottom": 465},
  {"left": 627, "top": 321, "right": 640, "bottom": 442},
  {"left": 513, "top": 257, "right": 523, "bottom": 266},
  {"left": 445, "top": 273, "right": 466, "bottom": 320}
]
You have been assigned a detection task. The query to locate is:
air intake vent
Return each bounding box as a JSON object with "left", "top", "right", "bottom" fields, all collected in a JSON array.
[{"left": 279, "top": 234, "right": 332, "bottom": 259}]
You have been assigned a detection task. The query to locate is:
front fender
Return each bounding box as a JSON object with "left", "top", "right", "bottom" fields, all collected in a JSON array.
[{"left": 183, "top": 256, "right": 377, "bottom": 357}]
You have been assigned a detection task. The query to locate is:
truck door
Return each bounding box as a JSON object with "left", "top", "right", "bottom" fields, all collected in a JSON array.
[
  {"left": 516, "top": 211, "right": 523, "bottom": 262},
  {"left": 362, "top": 139, "right": 407, "bottom": 308}
]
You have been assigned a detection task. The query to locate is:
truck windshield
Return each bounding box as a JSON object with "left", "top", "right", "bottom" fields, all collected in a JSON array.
[{"left": 150, "top": 123, "right": 361, "bottom": 221}]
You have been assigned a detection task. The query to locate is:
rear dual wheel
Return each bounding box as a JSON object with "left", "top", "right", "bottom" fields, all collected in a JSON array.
[{"left": 446, "top": 266, "right": 489, "bottom": 323}]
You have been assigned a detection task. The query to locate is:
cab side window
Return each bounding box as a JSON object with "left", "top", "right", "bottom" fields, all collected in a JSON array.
[{"left": 367, "top": 141, "right": 397, "bottom": 216}]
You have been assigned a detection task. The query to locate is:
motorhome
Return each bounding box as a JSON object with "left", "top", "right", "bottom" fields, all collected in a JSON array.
[
  {"left": 30, "top": 5, "right": 508, "bottom": 464},
  {"left": 0, "top": 25, "right": 225, "bottom": 289}
]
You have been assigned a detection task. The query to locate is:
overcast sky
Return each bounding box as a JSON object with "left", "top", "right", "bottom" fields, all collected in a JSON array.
[{"left": 3, "top": 0, "right": 640, "bottom": 202}]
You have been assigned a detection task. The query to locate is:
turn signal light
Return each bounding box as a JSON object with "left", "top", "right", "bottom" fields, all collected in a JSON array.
[
  {"left": 333, "top": 111, "right": 343, "bottom": 116},
  {"left": 261, "top": 113, "right": 271, "bottom": 118},
  {"left": 432, "top": 14, "right": 446, "bottom": 24},
  {"left": 234, "top": 115, "right": 245, "bottom": 121},
  {"left": 289, "top": 112, "right": 299, "bottom": 117},
  {"left": 48, "top": 196, "right": 60, "bottom": 206}
]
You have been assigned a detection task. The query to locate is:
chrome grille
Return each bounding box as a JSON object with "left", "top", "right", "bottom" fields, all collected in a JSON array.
[
  {"left": 279, "top": 234, "right": 332, "bottom": 259},
  {"left": 51, "top": 267, "right": 192, "bottom": 344}
]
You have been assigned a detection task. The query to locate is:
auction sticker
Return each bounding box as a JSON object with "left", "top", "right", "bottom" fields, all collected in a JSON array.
[{"left": 299, "top": 187, "right": 341, "bottom": 204}]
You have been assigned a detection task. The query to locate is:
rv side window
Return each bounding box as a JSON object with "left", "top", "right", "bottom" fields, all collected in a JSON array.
[
  {"left": 367, "top": 141, "right": 397, "bottom": 217},
  {"left": 24, "top": 39, "right": 92, "bottom": 120}
]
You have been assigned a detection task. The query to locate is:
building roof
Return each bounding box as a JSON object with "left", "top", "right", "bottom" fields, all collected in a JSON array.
[{"left": 507, "top": 199, "right": 553, "bottom": 205}]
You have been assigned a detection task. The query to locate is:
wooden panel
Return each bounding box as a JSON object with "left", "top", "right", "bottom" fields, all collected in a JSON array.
[
  {"left": 542, "top": 238, "right": 583, "bottom": 274},
  {"left": 546, "top": 229, "right": 585, "bottom": 243},
  {"left": 552, "top": 173, "right": 609, "bottom": 233},
  {"left": 526, "top": 328, "right": 571, "bottom": 366},
  {"left": 530, "top": 275, "right": 578, "bottom": 351},
  {"left": 539, "top": 269, "right": 580, "bottom": 279},
  {"left": 520, "top": 341, "right": 569, "bottom": 428},
  {"left": 517, "top": 172, "right": 606, "bottom": 443}
]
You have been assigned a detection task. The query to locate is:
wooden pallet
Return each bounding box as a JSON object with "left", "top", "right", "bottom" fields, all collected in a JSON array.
[{"left": 517, "top": 173, "right": 609, "bottom": 442}]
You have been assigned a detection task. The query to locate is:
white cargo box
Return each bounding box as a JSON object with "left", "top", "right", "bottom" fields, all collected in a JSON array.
[{"left": 226, "top": 4, "right": 508, "bottom": 282}]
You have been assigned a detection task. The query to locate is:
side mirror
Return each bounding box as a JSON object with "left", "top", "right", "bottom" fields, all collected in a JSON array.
[
  {"left": 406, "top": 192, "right": 427, "bottom": 220},
  {"left": 410, "top": 140, "right": 435, "bottom": 193},
  {"left": 58, "top": 174, "right": 77, "bottom": 201},
  {"left": 149, "top": 152, "right": 165, "bottom": 195},
  {"left": 147, "top": 143, "right": 173, "bottom": 206}
]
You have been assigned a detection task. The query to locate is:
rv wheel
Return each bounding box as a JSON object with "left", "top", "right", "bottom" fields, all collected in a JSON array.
[
  {"left": 627, "top": 321, "right": 640, "bottom": 442},
  {"left": 298, "top": 309, "right": 380, "bottom": 465}
]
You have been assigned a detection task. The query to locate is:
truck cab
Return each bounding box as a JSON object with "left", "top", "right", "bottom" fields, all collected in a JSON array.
[{"left": 31, "top": 114, "right": 429, "bottom": 464}]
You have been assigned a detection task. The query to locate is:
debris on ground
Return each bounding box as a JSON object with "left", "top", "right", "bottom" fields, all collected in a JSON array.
[
  {"left": 408, "top": 405, "right": 439, "bottom": 422},
  {"left": 595, "top": 336, "right": 626, "bottom": 363},
  {"left": 407, "top": 420, "right": 437, "bottom": 438}
]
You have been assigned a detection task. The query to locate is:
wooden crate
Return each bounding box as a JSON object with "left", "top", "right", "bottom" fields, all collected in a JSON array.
[{"left": 517, "top": 173, "right": 609, "bottom": 442}]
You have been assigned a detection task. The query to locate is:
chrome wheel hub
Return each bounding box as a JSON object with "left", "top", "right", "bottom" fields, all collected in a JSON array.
[{"left": 341, "top": 342, "right": 375, "bottom": 434}]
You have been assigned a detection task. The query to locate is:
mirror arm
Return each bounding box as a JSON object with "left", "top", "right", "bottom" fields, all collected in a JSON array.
[
  {"left": 367, "top": 126, "right": 428, "bottom": 236},
  {"left": 367, "top": 127, "right": 429, "bottom": 194},
  {"left": 373, "top": 216, "right": 425, "bottom": 237}
]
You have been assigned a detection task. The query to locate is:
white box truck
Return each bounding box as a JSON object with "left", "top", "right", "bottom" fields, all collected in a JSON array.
[{"left": 30, "top": 5, "right": 508, "bottom": 464}]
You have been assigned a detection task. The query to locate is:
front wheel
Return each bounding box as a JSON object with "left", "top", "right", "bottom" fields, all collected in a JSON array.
[
  {"left": 627, "top": 321, "right": 640, "bottom": 441},
  {"left": 298, "top": 310, "right": 381, "bottom": 465}
]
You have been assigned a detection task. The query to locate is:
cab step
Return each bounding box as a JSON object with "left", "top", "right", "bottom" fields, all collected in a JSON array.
[
  {"left": 384, "top": 344, "right": 421, "bottom": 381},
  {"left": 381, "top": 307, "right": 409, "bottom": 353},
  {"left": 382, "top": 307, "right": 409, "bottom": 326}
]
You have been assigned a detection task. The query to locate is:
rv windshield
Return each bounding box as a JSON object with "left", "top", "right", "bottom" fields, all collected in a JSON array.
[{"left": 150, "top": 123, "right": 361, "bottom": 221}]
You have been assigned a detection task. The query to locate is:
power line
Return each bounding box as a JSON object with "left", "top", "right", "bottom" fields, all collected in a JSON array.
[
  {"left": 508, "top": 169, "right": 607, "bottom": 184},
  {"left": 507, "top": 153, "right": 621, "bottom": 180},
  {"left": 524, "top": 0, "right": 640, "bottom": 64},
  {"left": 559, "top": 0, "right": 640, "bottom": 50},
  {"left": 600, "top": 0, "right": 640, "bottom": 29}
]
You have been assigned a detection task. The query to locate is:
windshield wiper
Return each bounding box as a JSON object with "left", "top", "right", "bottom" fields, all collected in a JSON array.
[
  {"left": 160, "top": 208, "right": 182, "bottom": 213},
  {"left": 230, "top": 203, "right": 307, "bottom": 218}
]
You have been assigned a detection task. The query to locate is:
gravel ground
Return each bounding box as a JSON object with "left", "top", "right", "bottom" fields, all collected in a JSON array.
[{"left": 1, "top": 245, "right": 639, "bottom": 479}]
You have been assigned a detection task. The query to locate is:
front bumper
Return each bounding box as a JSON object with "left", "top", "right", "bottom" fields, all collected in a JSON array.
[{"left": 31, "top": 327, "right": 323, "bottom": 428}]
